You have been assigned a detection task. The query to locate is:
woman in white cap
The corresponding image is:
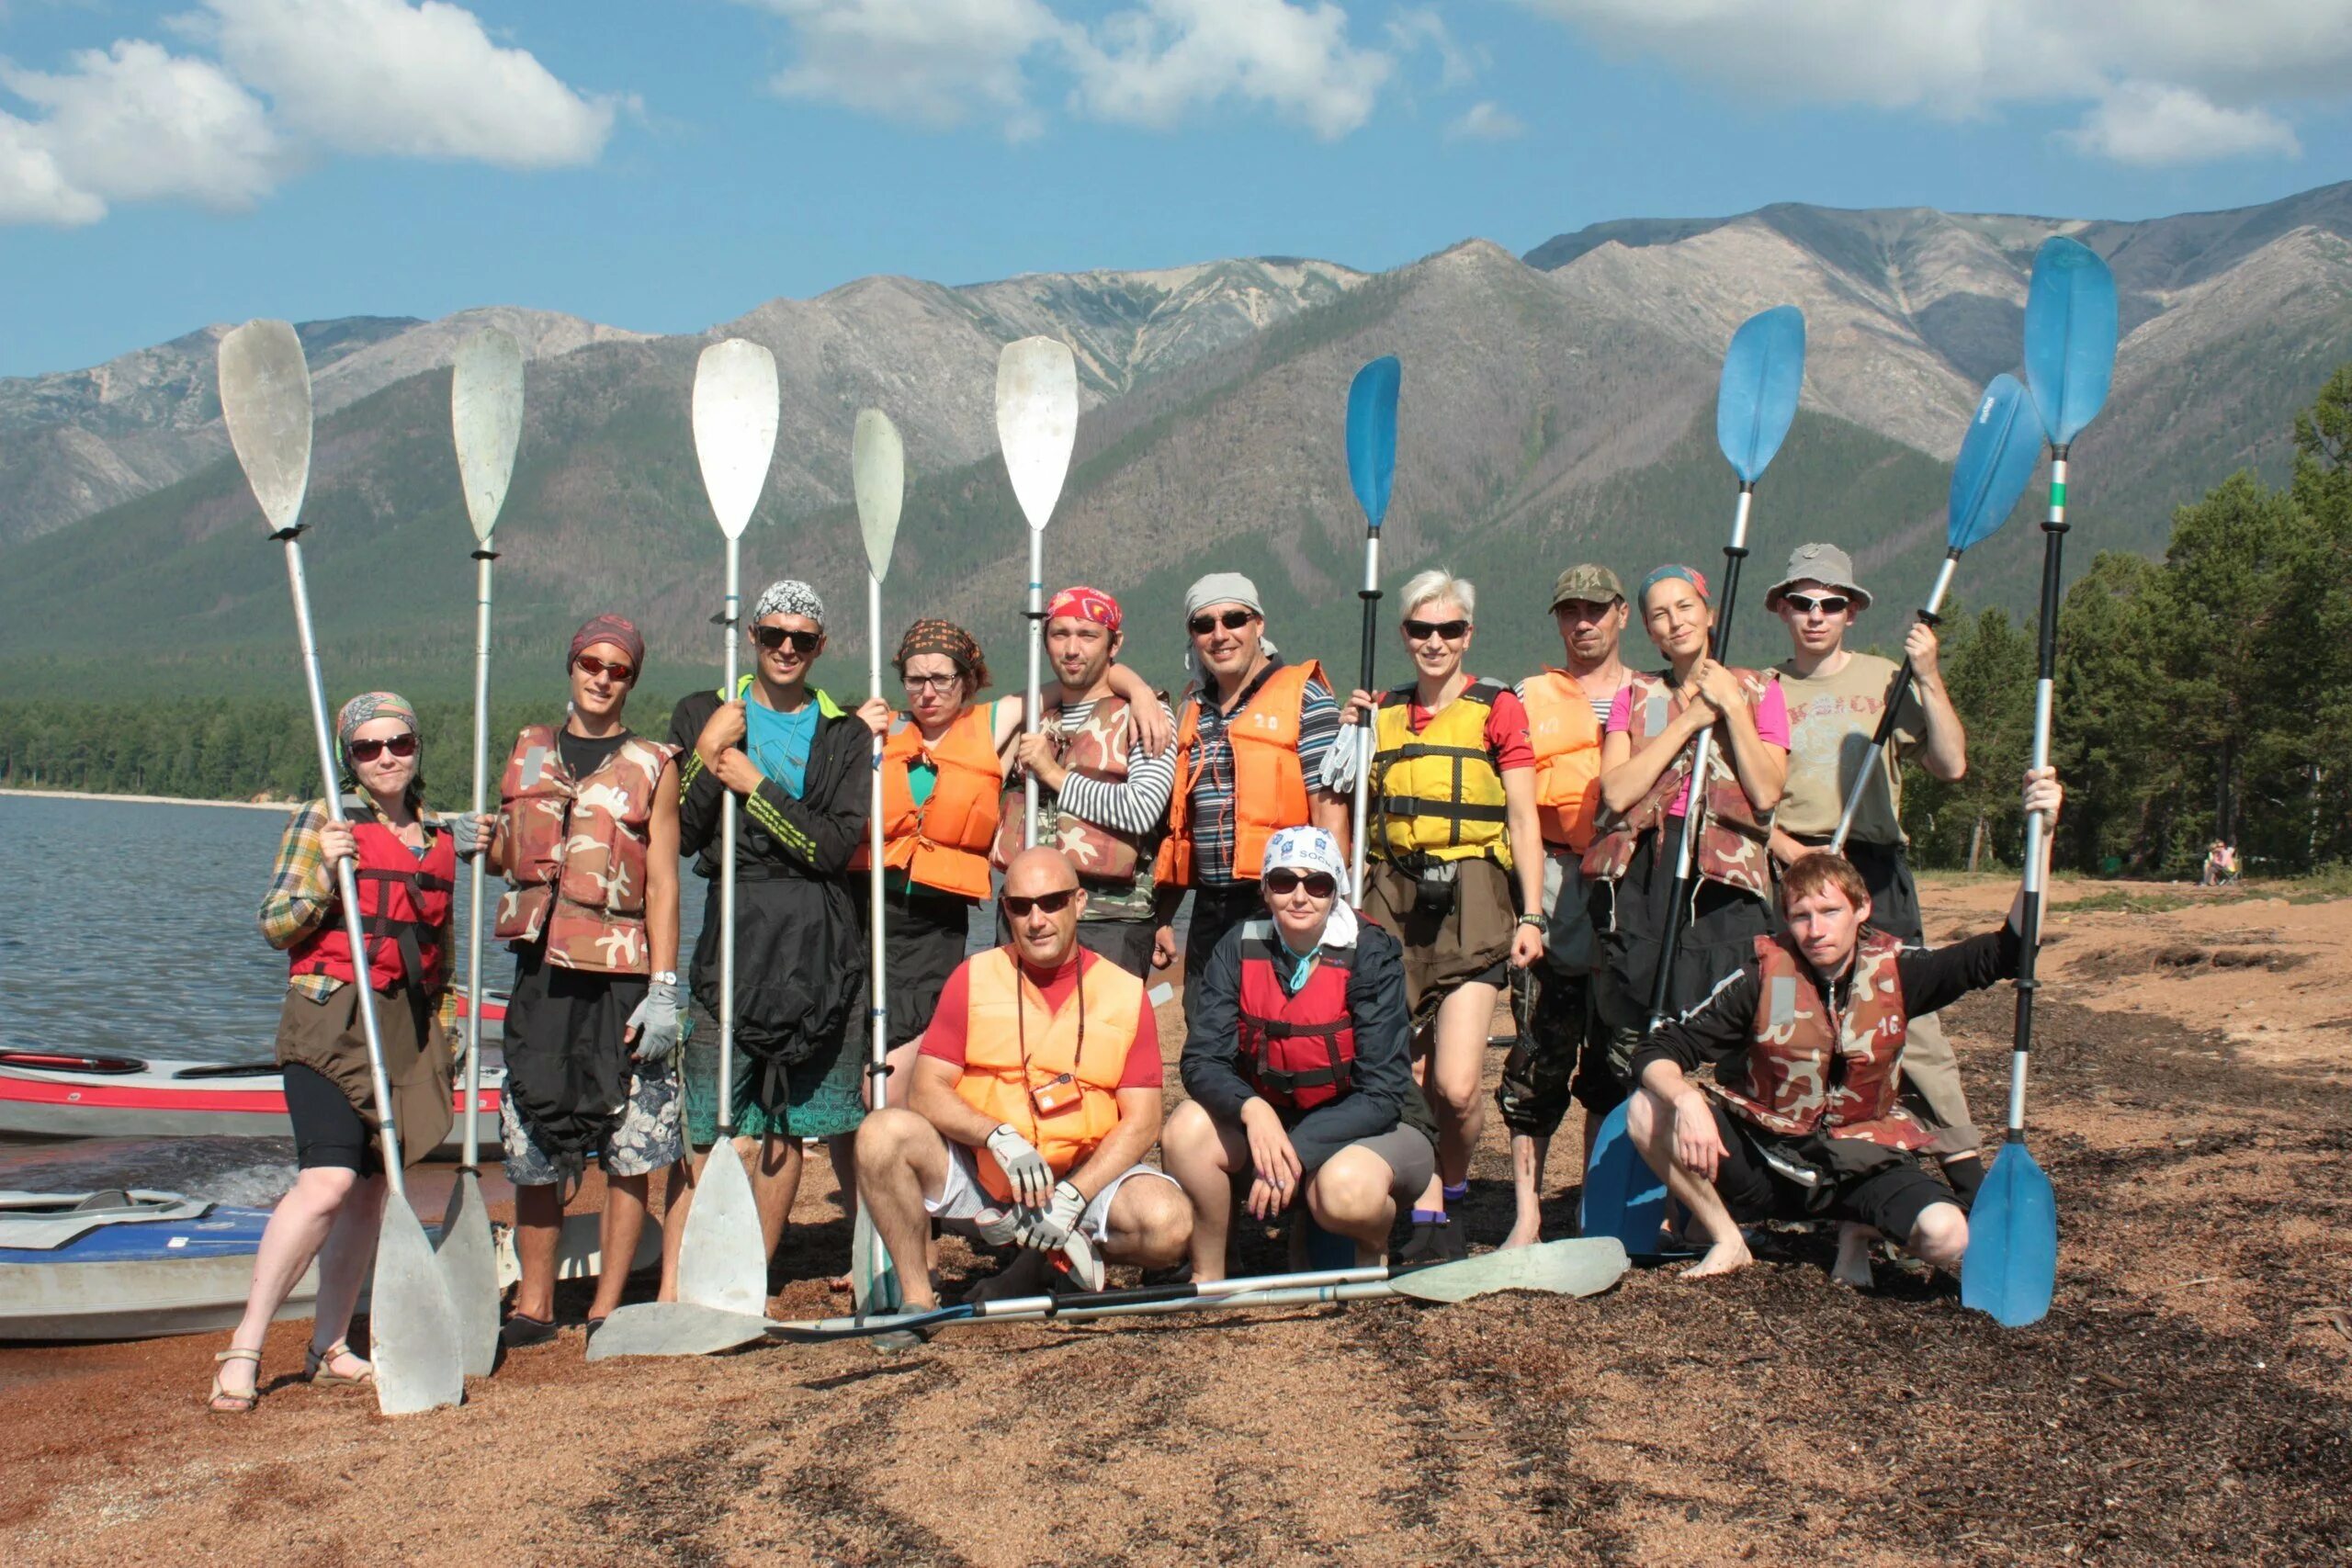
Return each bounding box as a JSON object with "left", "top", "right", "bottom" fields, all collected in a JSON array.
[{"left": 1164, "top": 826, "right": 1439, "bottom": 1280}]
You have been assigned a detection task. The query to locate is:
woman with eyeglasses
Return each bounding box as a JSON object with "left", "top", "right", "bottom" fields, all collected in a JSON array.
[
  {"left": 475, "top": 614, "right": 684, "bottom": 1348},
  {"left": 667, "top": 579, "right": 876, "bottom": 1273},
  {"left": 1582, "top": 564, "right": 1788, "bottom": 1109},
  {"left": 851, "top": 619, "right": 1162, "bottom": 1103},
  {"left": 1166, "top": 827, "right": 1438, "bottom": 1280},
  {"left": 1340, "top": 570, "right": 1546, "bottom": 1262},
  {"left": 210, "top": 691, "right": 458, "bottom": 1411}
]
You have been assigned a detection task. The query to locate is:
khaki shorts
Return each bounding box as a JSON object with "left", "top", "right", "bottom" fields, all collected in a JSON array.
[
  {"left": 1363, "top": 856, "right": 1515, "bottom": 1021},
  {"left": 1896, "top": 1010, "right": 1980, "bottom": 1156}
]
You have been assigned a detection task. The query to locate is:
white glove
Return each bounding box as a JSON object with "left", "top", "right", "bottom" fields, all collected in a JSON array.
[
  {"left": 1020, "top": 1180, "right": 1089, "bottom": 1253},
  {"left": 985, "top": 1124, "right": 1054, "bottom": 1209},
  {"left": 626, "top": 980, "right": 684, "bottom": 1065}
]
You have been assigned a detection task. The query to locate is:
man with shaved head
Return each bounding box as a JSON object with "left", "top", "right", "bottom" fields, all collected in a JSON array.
[{"left": 855, "top": 848, "right": 1190, "bottom": 1331}]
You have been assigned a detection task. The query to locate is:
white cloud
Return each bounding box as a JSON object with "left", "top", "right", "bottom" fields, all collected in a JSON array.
[
  {"left": 1511, "top": 0, "right": 2343, "bottom": 164},
  {"left": 1068, "top": 0, "right": 1392, "bottom": 141},
  {"left": 0, "top": 2, "right": 613, "bottom": 225},
  {"left": 200, "top": 0, "right": 615, "bottom": 167},
  {"left": 2065, "top": 81, "right": 2301, "bottom": 165},
  {"left": 0, "top": 40, "right": 286, "bottom": 221},
  {"left": 1445, "top": 100, "right": 1523, "bottom": 141},
  {"left": 749, "top": 0, "right": 1064, "bottom": 139},
  {"left": 741, "top": 0, "right": 1396, "bottom": 141},
  {"left": 1386, "top": 6, "right": 1481, "bottom": 90}
]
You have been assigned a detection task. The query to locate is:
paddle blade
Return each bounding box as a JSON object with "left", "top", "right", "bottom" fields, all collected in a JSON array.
[
  {"left": 996, "top": 335, "right": 1079, "bottom": 531},
  {"left": 1962, "top": 1140, "right": 2058, "bottom": 1327},
  {"left": 693, "top": 338, "right": 781, "bottom": 539},
  {"left": 675, "top": 1137, "right": 770, "bottom": 1315},
  {"left": 435, "top": 1169, "right": 501, "bottom": 1379},
  {"left": 1579, "top": 1100, "right": 1668, "bottom": 1255},
  {"left": 368, "top": 1201, "right": 465, "bottom": 1414},
  {"left": 2024, "top": 237, "right": 2118, "bottom": 446},
  {"left": 217, "top": 320, "right": 312, "bottom": 535},
  {"left": 1947, "top": 375, "right": 2045, "bottom": 552},
  {"left": 450, "top": 328, "right": 525, "bottom": 544},
  {"left": 1715, "top": 305, "right": 1806, "bottom": 482},
  {"left": 854, "top": 407, "right": 905, "bottom": 583},
  {"left": 585, "top": 1302, "right": 777, "bottom": 1361},
  {"left": 1344, "top": 355, "right": 1401, "bottom": 528},
  {"left": 1391, "top": 1237, "right": 1628, "bottom": 1302}
]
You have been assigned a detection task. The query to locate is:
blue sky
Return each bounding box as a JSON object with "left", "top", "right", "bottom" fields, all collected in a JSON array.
[{"left": 2, "top": 0, "right": 2346, "bottom": 377}]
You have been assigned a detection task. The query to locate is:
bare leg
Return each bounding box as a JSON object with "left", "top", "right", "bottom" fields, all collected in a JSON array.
[
  {"left": 1161, "top": 1100, "right": 1247, "bottom": 1281},
  {"left": 308, "top": 1172, "right": 385, "bottom": 1375},
  {"left": 1099, "top": 1175, "right": 1192, "bottom": 1269},
  {"left": 881, "top": 1040, "right": 924, "bottom": 1108},
  {"left": 1306, "top": 1145, "right": 1400, "bottom": 1260},
  {"left": 212, "top": 1165, "right": 363, "bottom": 1401},
  {"left": 1905, "top": 1201, "right": 1969, "bottom": 1274},
  {"left": 1503, "top": 1132, "right": 1549, "bottom": 1249},
  {"left": 1624, "top": 1090, "right": 1751, "bottom": 1279},
  {"left": 1427, "top": 980, "right": 1498, "bottom": 1191},
  {"left": 589, "top": 1172, "right": 651, "bottom": 1320},
  {"left": 749, "top": 1133, "right": 804, "bottom": 1261},
  {"left": 1833, "top": 1223, "right": 1878, "bottom": 1288},
  {"left": 510, "top": 1180, "right": 565, "bottom": 1322},
  {"left": 852, "top": 1109, "right": 951, "bottom": 1309},
  {"left": 656, "top": 1160, "right": 688, "bottom": 1302}
]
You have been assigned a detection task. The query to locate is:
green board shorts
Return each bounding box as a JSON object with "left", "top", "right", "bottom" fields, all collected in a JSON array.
[{"left": 681, "top": 1000, "right": 867, "bottom": 1145}]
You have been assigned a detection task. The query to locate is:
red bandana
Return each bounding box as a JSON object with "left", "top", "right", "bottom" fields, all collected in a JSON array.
[{"left": 1046, "top": 585, "right": 1122, "bottom": 635}]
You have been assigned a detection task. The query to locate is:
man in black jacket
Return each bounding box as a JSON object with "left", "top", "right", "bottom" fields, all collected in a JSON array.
[
  {"left": 1628, "top": 767, "right": 2062, "bottom": 1286},
  {"left": 1166, "top": 826, "right": 1439, "bottom": 1279},
  {"left": 665, "top": 577, "right": 872, "bottom": 1267}
]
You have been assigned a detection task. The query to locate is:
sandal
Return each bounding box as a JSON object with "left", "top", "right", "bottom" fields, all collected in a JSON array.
[
  {"left": 208, "top": 1346, "right": 262, "bottom": 1414},
  {"left": 305, "top": 1337, "right": 374, "bottom": 1388}
]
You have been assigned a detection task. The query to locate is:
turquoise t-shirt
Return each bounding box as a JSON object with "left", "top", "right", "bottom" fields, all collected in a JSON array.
[{"left": 745, "top": 699, "right": 820, "bottom": 798}]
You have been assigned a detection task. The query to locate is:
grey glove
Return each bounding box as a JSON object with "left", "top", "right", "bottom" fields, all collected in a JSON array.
[
  {"left": 1019, "top": 1180, "right": 1089, "bottom": 1253},
  {"left": 446, "top": 811, "right": 492, "bottom": 860},
  {"left": 985, "top": 1124, "right": 1054, "bottom": 1209},
  {"left": 626, "top": 980, "right": 684, "bottom": 1066},
  {"left": 972, "top": 1205, "right": 1025, "bottom": 1248}
]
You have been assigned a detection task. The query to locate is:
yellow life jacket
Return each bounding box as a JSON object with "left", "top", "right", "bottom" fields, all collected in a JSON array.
[
  {"left": 953, "top": 947, "right": 1145, "bottom": 1201},
  {"left": 1372, "top": 678, "right": 1512, "bottom": 868}
]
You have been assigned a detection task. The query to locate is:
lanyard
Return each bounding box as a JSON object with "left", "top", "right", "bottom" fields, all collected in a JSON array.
[{"left": 1012, "top": 950, "right": 1087, "bottom": 1079}]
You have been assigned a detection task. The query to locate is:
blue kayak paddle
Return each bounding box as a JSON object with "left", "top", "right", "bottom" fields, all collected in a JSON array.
[
  {"left": 1344, "top": 355, "right": 1400, "bottom": 907},
  {"left": 1962, "top": 237, "right": 2118, "bottom": 1329},
  {"left": 1581, "top": 305, "right": 1805, "bottom": 1258},
  {"left": 1829, "top": 374, "right": 2045, "bottom": 850}
]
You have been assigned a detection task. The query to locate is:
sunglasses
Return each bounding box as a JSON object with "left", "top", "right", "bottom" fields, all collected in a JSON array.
[
  {"left": 1403, "top": 618, "right": 1471, "bottom": 643},
  {"left": 1001, "top": 888, "right": 1078, "bottom": 918},
  {"left": 1187, "top": 609, "right": 1258, "bottom": 637},
  {"left": 754, "top": 626, "right": 821, "bottom": 655},
  {"left": 573, "top": 654, "right": 637, "bottom": 683},
  {"left": 1263, "top": 869, "right": 1339, "bottom": 898},
  {"left": 1781, "top": 593, "right": 1852, "bottom": 617},
  {"left": 348, "top": 732, "right": 418, "bottom": 763},
  {"left": 902, "top": 672, "right": 961, "bottom": 693}
]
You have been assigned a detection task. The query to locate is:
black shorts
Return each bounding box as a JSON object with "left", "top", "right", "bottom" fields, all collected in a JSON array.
[
  {"left": 282, "top": 1060, "right": 380, "bottom": 1174},
  {"left": 1709, "top": 1104, "right": 1951, "bottom": 1241},
  {"left": 882, "top": 886, "right": 974, "bottom": 1050}
]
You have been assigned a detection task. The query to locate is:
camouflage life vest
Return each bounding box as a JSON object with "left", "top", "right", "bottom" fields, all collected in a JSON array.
[
  {"left": 1709, "top": 929, "right": 1932, "bottom": 1151},
  {"left": 1580, "top": 667, "right": 1776, "bottom": 897},
  {"left": 492, "top": 724, "right": 679, "bottom": 974},
  {"left": 991, "top": 691, "right": 1154, "bottom": 891}
]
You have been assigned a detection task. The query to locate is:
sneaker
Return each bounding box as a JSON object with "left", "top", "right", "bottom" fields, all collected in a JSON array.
[
  {"left": 499, "top": 1312, "right": 558, "bottom": 1350},
  {"left": 1397, "top": 1217, "right": 1456, "bottom": 1267}
]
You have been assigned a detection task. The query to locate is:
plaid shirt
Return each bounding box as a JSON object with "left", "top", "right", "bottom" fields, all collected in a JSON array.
[
  {"left": 1183, "top": 660, "right": 1340, "bottom": 886},
  {"left": 261, "top": 797, "right": 458, "bottom": 1030}
]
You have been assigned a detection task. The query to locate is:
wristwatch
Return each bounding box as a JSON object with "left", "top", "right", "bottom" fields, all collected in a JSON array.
[
  {"left": 650, "top": 969, "right": 679, "bottom": 986},
  {"left": 1517, "top": 913, "right": 1544, "bottom": 930}
]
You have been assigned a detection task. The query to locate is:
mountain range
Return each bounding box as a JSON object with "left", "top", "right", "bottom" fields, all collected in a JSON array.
[{"left": 3, "top": 182, "right": 2347, "bottom": 704}]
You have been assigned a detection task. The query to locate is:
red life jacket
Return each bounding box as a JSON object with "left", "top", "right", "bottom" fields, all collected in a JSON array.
[
  {"left": 1234, "top": 919, "right": 1358, "bottom": 1113},
  {"left": 288, "top": 810, "right": 456, "bottom": 992}
]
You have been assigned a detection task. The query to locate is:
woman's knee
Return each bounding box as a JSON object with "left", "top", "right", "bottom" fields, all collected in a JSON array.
[
  {"left": 1623, "top": 1089, "right": 1657, "bottom": 1143},
  {"left": 292, "top": 1164, "right": 362, "bottom": 1207},
  {"left": 1307, "top": 1150, "right": 1391, "bottom": 1225}
]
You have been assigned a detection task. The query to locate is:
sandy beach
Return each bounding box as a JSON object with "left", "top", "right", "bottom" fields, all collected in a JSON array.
[{"left": 4, "top": 877, "right": 2347, "bottom": 1566}]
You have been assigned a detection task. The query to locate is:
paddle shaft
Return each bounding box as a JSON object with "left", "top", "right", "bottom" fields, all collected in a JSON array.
[
  {"left": 866, "top": 573, "right": 888, "bottom": 1096},
  {"left": 278, "top": 531, "right": 410, "bottom": 1195},
  {"left": 1644, "top": 484, "right": 1754, "bottom": 1031},
  {"left": 2005, "top": 447, "right": 2069, "bottom": 1138},
  {"left": 1023, "top": 529, "right": 1044, "bottom": 845},
  {"left": 1351, "top": 526, "right": 1382, "bottom": 905},
  {"left": 1828, "top": 551, "right": 1957, "bottom": 852},
  {"left": 460, "top": 547, "right": 494, "bottom": 1164},
  {"left": 718, "top": 540, "right": 741, "bottom": 1137},
  {"left": 783, "top": 1262, "right": 1396, "bottom": 1339}
]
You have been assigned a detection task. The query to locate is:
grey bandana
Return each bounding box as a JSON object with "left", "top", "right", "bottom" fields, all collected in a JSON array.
[{"left": 752, "top": 579, "right": 825, "bottom": 627}]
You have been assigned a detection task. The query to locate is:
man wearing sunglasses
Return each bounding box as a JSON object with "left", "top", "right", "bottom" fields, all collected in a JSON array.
[
  {"left": 1765, "top": 543, "right": 1982, "bottom": 1205},
  {"left": 666, "top": 579, "right": 875, "bottom": 1269},
  {"left": 856, "top": 848, "right": 1190, "bottom": 1325},
  {"left": 1153, "top": 572, "right": 1349, "bottom": 1009},
  {"left": 481, "top": 615, "right": 684, "bottom": 1346}
]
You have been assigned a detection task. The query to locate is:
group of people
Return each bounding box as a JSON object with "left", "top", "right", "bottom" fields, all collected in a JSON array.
[{"left": 206, "top": 542, "right": 2063, "bottom": 1406}]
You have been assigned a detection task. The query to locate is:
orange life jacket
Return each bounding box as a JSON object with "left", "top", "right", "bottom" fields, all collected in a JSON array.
[
  {"left": 1521, "top": 669, "right": 1608, "bottom": 852},
  {"left": 954, "top": 947, "right": 1145, "bottom": 1201},
  {"left": 1710, "top": 929, "right": 1932, "bottom": 1151},
  {"left": 492, "top": 725, "right": 677, "bottom": 974},
  {"left": 856, "top": 705, "right": 1003, "bottom": 901},
  {"left": 1155, "top": 660, "right": 1323, "bottom": 887}
]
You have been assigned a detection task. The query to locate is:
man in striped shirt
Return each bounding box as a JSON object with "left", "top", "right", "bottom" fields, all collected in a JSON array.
[{"left": 1010, "top": 585, "right": 1178, "bottom": 978}]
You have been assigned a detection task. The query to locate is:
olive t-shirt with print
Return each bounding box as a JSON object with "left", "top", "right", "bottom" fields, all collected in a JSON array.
[{"left": 1773, "top": 652, "right": 1925, "bottom": 843}]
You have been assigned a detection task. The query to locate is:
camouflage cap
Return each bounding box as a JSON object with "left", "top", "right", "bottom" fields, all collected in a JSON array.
[
  {"left": 1549, "top": 563, "right": 1625, "bottom": 608},
  {"left": 1764, "top": 542, "right": 1872, "bottom": 611}
]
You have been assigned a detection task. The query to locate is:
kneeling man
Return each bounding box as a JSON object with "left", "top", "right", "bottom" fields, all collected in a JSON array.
[
  {"left": 1627, "top": 767, "right": 2064, "bottom": 1283},
  {"left": 856, "top": 848, "right": 1191, "bottom": 1309}
]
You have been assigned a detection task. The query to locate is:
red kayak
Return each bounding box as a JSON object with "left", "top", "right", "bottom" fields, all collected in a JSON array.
[{"left": 0, "top": 993, "right": 507, "bottom": 1158}]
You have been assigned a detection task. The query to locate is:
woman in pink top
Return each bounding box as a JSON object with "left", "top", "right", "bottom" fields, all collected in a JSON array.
[{"left": 1586, "top": 565, "right": 1788, "bottom": 1092}]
